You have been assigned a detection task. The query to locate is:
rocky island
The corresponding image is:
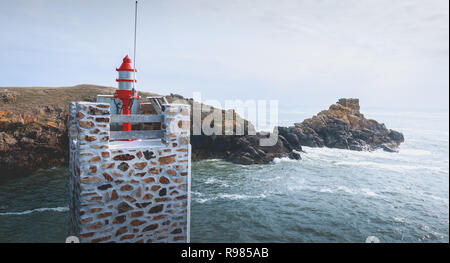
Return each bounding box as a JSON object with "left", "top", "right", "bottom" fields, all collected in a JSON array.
[
  {"left": 279, "top": 98, "right": 404, "bottom": 153},
  {"left": 0, "top": 85, "right": 404, "bottom": 175}
]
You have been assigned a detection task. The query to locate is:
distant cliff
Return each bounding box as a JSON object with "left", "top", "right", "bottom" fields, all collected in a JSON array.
[{"left": 0, "top": 86, "right": 404, "bottom": 176}]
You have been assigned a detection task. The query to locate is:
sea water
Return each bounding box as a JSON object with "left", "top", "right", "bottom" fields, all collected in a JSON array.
[{"left": 0, "top": 108, "right": 448, "bottom": 242}]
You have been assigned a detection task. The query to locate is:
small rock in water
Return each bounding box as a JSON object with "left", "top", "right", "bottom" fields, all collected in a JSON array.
[
  {"left": 382, "top": 144, "right": 399, "bottom": 153},
  {"left": 288, "top": 151, "right": 301, "bottom": 160}
]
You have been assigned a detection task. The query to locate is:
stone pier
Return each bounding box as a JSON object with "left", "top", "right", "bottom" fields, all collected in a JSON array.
[{"left": 68, "top": 101, "right": 191, "bottom": 243}]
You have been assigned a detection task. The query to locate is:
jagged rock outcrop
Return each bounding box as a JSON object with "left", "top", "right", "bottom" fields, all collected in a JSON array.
[
  {"left": 191, "top": 133, "right": 301, "bottom": 165},
  {"left": 279, "top": 98, "right": 404, "bottom": 152}
]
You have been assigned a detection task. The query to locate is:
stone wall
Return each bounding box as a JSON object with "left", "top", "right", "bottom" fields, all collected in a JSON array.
[{"left": 68, "top": 101, "right": 191, "bottom": 243}]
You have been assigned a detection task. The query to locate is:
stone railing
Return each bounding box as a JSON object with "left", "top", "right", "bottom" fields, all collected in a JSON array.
[{"left": 68, "top": 101, "right": 191, "bottom": 243}]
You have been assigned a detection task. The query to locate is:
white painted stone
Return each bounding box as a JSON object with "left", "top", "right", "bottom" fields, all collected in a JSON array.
[{"left": 69, "top": 100, "right": 191, "bottom": 243}]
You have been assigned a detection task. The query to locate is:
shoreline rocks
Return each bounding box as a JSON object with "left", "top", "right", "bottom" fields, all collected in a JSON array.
[
  {"left": 191, "top": 98, "right": 404, "bottom": 165},
  {"left": 0, "top": 85, "right": 404, "bottom": 175},
  {"left": 191, "top": 133, "right": 301, "bottom": 165},
  {"left": 0, "top": 111, "right": 68, "bottom": 175},
  {"left": 279, "top": 98, "right": 404, "bottom": 152}
]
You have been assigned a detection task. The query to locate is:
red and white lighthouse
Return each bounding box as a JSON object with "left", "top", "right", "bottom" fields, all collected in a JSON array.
[{"left": 114, "top": 55, "right": 140, "bottom": 131}]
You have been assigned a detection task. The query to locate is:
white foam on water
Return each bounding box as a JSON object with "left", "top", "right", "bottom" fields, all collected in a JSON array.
[
  {"left": 302, "top": 147, "right": 395, "bottom": 165},
  {"left": 302, "top": 147, "right": 343, "bottom": 158},
  {"left": 273, "top": 157, "right": 300, "bottom": 164},
  {"left": 203, "top": 177, "right": 230, "bottom": 187},
  {"left": 399, "top": 149, "right": 432, "bottom": 156},
  {"left": 191, "top": 191, "right": 204, "bottom": 197},
  {"left": 320, "top": 188, "right": 333, "bottom": 193},
  {"left": 256, "top": 175, "right": 283, "bottom": 182},
  {"left": 204, "top": 177, "right": 218, "bottom": 184},
  {"left": 194, "top": 193, "right": 268, "bottom": 203},
  {"left": 334, "top": 161, "right": 445, "bottom": 173},
  {"left": 393, "top": 217, "right": 406, "bottom": 223},
  {"left": 337, "top": 186, "right": 357, "bottom": 195},
  {"left": 0, "top": 206, "right": 69, "bottom": 216},
  {"left": 285, "top": 177, "right": 308, "bottom": 192},
  {"left": 217, "top": 193, "right": 267, "bottom": 200},
  {"left": 194, "top": 198, "right": 214, "bottom": 204},
  {"left": 197, "top": 159, "right": 223, "bottom": 163},
  {"left": 425, "top": 194, "right": 449, "bottom": 204},
  {"left": 421, "top": 225, "right": 430, "bottom": 231},
  {"left": 287, "top": 185, "right": 305, "bottom": 192},
  {"left": 334, "top": 186, "right": 381, "bottom": 198},
  {"left": 361, "top": 188, "right": 378, "bottom": 197},
  {"left": 302, "top": 146, "right": 438, "bottom": 165}
]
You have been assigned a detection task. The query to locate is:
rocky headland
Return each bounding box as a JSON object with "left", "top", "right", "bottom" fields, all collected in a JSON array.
[
  {"left": 279, "top": 98, "right": 404, "bottom": 153},
  {"left": 0, "top": 85, "right": 404, "bottom": 175}
]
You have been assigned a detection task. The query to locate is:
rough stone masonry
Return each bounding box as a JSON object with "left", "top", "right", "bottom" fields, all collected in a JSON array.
[{"left": 68, "top": 101, "right": 191, "bottom": 243}]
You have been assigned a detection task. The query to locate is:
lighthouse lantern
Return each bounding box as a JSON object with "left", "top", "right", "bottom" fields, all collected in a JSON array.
[{"left": 114, "top": 55, "right": 140, "bottom": 132}]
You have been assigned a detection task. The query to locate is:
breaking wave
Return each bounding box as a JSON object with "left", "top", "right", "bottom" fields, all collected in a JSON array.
[
  {"left": 334, "top": 161, "right": 445, "bottom": 172},
  {"left": 0, "top": 206, "right": 69, "bottom": 216}
]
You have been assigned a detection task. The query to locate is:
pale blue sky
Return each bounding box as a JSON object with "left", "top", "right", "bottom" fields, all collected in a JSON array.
[{"left": 0, "top": 0, "right": 448, "bottom": 110}]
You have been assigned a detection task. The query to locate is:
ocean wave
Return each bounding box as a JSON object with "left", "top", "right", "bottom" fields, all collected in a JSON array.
[
  {"left": 286, "top": 185, "right": 305, "bottom": 192},
  {"left": 203, "top": 177, "right": 230, "bottom": 187},
  {"left": 303, "top": 146, "right": 437, "bottom": 161},
  {"left": 191, "top": 191, "right": 204, "bottom": 197},
  {"left": 421, "top": 193, "right": 449, "bottom": 204},
  {"left": 336, "top": 186, "right": 380, "bottom": 198},
  {"left": 273, "top": 157, "right": 301, "bottom": 164},
  {"left": 361, "top": 188, "right": 378, "bottom": 197},
  {"left": 285, "top": 183, "right": 380, "bottom": 198},
  {"left": 194, "top": 193, "right": 267, "bottom": 203},
  {"left": 334, "top": 161, "right": 445, "bottom": 172},
  {"left": 195, "top": 159, "right": 224, "bottom": 164},
  {"left": 0, "top": 206, "right": 69, "bottom": 216},
  {"left": 194, "top": 198, "right": 212, "bottom": 204},
  {"left": 337, "top": 186, "right": 357, "bottom": 195},
  {"left": 393, "top": 217, "right": 406, "bottom": 223},
  {"left": 399, "top": 149, "right": 432, "bottom": 156},
  {"left": 217, "top": 193, "right": 267, "bottom": 200},
  {"left": 255, "top": 175, "right": 283, "bottom": 182},
  {"left": 302, "top": 147, "right": 396, "bottom": 162},
  {"left": 204, "top": 178, "right": 218, "bottom": 184}
]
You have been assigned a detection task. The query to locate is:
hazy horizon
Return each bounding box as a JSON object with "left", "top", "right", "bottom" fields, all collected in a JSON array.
[{"left": 1, "top": 0, "right": 448, "bottom": 110}]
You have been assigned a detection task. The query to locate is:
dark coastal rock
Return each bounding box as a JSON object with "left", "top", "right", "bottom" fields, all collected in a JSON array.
[
  {"left": 187, "top": 102, "right": 302, "bottom": 165},
  {"left": 0, "top": 85, "right": 114, "bottom": 176},
  {"left": 191, "top": 133, "right": 299, "bottom": 165},
  {"left": 0, "top": 111, "right": 68, "bottom": 175},
  {"left": 288, "top": 151, "right": 301, "bottom": 160},
  {"left": 381, "top": 144, "right": 399, "bottom": 153},
  {"left": 285, "top": 98, "right": 404, "bottom": 152},
  {"left": 0, "top": 85, "right": 404, "bottom": 175}
]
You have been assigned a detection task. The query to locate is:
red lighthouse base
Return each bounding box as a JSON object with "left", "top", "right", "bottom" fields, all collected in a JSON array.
[{"left": 114, "top": 89, "right": 141, "bottom": 135}]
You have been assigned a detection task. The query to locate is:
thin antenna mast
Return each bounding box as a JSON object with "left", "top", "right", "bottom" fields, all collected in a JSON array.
[{"left": 133, "top": 0, "right": 138, "bottom": 90}]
